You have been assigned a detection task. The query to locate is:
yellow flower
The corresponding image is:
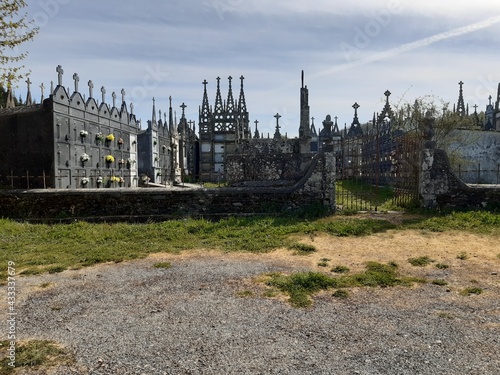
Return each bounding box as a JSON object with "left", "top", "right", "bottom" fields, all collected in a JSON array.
[
  {"left": 106, "top": 134, "right": 115, "bottom": 141},
  {"left": 105, "top": 155, "right": 115, "bottom": 163}
]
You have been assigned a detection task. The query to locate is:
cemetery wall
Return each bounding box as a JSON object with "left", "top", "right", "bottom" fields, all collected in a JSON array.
[{"left": 0, "top": 152, "right": 335, "bottom": 221}]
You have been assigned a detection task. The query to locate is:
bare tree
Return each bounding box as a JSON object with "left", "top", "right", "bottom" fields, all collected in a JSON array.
[{"left": 0, "top": 0, "right": 38, "bottom": 86}]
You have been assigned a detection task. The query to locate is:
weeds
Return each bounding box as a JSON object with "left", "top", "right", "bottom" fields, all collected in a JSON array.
[
  {"left": 265, "top": 262, "right": 423, "bottom": 307},
  {"left": 332, "top": 289, "right": 349, "bottom": 299},
  {"left": 431, "top": 279, "right": 448, "bottom": 286},
  {"left": 0, "top": 340, "right": 74, "bottom": 375},
  {"left": 457, "top": 252, "right": 468, "bottom": 260},
  {"left": 460, "top": 287, "right": 483, "bottom": 296},
  {"left": 408, "top": 256, "right": 434, "bottom": 267},
  {"left": 318, "top": 258, "right": 330, "bottom": 267},
  {"left": 331, "top": 265, "right": 350, "bottom": 274},
  {"left": 288, "top": 242, "right": 316, "bottom": 255},
  {"left": 153, "top": 262, "right": 172, "bottom": 269}
]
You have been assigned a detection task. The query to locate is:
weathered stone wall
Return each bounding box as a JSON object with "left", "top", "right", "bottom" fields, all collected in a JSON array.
[
  {"left": 226, "top": 138, "right": 308, "bottom": 183},
  {"left": 0, "top": 151, "right": 336, "bottom": 221},
  {"left": 446, "top": 129, "right": 500, "bottom": 184},
  {"left": 420, "top": 148, "right": 500, "bottom": 210}
]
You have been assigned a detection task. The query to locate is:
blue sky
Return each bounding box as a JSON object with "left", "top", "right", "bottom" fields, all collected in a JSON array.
[{"left": 16, "top": 0, "right": 500, "bottom": 136}]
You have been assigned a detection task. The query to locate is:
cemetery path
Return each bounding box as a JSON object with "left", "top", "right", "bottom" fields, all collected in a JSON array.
[{"left": 11, "top": 228, "right": 500, "bottom": 374}]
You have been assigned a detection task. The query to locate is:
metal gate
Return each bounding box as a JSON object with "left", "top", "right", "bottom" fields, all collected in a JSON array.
[{"left": 335, "top": 127, "right": 420, "bottom": 212}]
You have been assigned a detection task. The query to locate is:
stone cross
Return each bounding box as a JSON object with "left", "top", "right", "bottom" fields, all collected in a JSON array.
[
  {"left": 26, "top": 78, "right": 32, "bottom": 91},
  {"left": 40, "top": 83, "right": 45, "bottom": 101},
  {"left": 88, "top": 80, "right": 94, "bottom": 98},
  {"left": 56, "top": 65, "right": 64, "bottom": 86},
  {"left": 384, "top": 90, "right": 391, "bottom": 104},
  {"left": 311, "top": 116, "right": 315, "bottom": 124},
  {"left": 473, "top": 104, "right": 478, "bottom": 112},
  {"left": 274, "top": 113, "right": 281, "bottom": 128},
  {"left": 73, "top": 73, "right": 79, "bottom": 92},
  {"left": 334, "top": 116, "right": 338, "bottom": 123},
  {"left": 352, "top": 102, "right": 360, "bottom": 117},
  {"left": 112, "top": 92, "right": 117, "bottom": 108},
  {"left": 254, "top": 119, "right": 259, "bottom": 127},
  {"left": 180, "top": 102, "right": 187, "bottom": 117},
  {"left": 202, "top": 79, "right": 208, "bottom": 89},
  {"left": 489, "top": 95, "right": 492, "bottom": 105},
  {"left": 121, "top": 88, "right": 126, "bottom": 103},
  {"left": 240, "top": 75, "right": 244, "bottom": 82},
  {"left": 101, "top": 86, "right": 106, "bottom": 103}
]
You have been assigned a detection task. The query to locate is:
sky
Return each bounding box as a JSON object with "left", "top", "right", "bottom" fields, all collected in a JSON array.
[{"left": 13, "top": 0, "right": 500, "bottom": 137}]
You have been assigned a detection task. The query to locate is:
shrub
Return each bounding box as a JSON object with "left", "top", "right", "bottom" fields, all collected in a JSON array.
[
  {"left": 431, "top": 279, "right": 448, "bottom": 286},
  {"left": 457, "top": 252, "right": 468, "bottom": 260},
  {"left": 153, "top": 262, "right": 172, "bottom": 269},
  {"left": 288, "top": 242, "right": 316, "bottom": 255},
  {"left": 435, "top": 263, "right": 449, "bottom": 269}
]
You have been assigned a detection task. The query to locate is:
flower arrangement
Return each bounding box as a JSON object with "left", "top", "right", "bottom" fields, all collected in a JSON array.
[
  {"left": 105, "top": 155, "right": 115, "bottom": 163},
  {"left": 117, "top": 138, "right": 124, "bottom": 144},
  {"left": 80, "top": 153, "right": 89, "bottom": 162},
  {"left": 126, "top": 158, "right": 136, "bottom": 164},
  {"left": 106, "top": 134, "right": 115, "bottom": 142},
  {"left": 95, "top": 132, "right": 104, "bottom": 142},
  {"left": 118, "top": 177, "right": 125, "bottom": 184},
  {"left": 80, "top": 130, "right": 88, "bottom": 137},
  {"left": 110, "top": 176, "right": 121, "bottom": 183},
  {"left": 97, "top": 176, "right": 103, "bottom": 183},
  {"left": 81, "top": 177, "right": 89, "bottom": 185},
  {"left": 118, "top": 158, "right": 125, "bottom": 165}
]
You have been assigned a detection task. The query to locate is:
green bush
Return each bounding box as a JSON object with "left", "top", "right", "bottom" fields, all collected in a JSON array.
[{"left": 408, "top": 256, "right": 434, "bottom": 267}]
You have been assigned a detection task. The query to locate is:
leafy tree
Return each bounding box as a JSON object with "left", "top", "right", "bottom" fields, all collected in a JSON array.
[{"left": 0, "top": 0, "right": 39, "bottom": 86}]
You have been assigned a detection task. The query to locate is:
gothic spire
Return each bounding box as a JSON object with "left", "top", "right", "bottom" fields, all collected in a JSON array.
[
  {"left": 456, "top": 81, "right": 466, "bottom": 117},
  {"left": 200, "top": 79, "right": 210, "bottom": 124},
  {"left": 226, "top": 76, "right": 235, "bottom": 113},
  {"left": 238, "top": 75, "right": 247, "bottom": 114},
  {"left": 254, "top": 119, "right": 260, "bottom": 139},
  {"left": 169, "top": 96, "right": 174, "bottom": 134},
  {"left": 214, "top": 77, "right": 224, "bottom": 116}
]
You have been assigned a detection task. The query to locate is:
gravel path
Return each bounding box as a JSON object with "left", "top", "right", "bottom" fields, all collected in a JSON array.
[{"left": 13, "top": 252, "right": 500, "bottom": 374}]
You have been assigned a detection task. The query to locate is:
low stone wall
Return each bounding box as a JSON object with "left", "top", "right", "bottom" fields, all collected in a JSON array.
[
  {"left": 420, "top": 148, "right": 500, "bottom": 210},
  {"left": 0, "top": 152, "right": 336, "bottom": 221}
]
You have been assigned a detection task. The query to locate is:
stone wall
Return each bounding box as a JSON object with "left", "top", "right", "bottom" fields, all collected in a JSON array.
[
  {"left": 446, "top": 129, "right": 500, "bottom": 184},
  {"left": 419, "top": 148, "right": 500, "bottom": 211},
  {"left": 0, "top": 151, "right": 335, "bottom": 221}
]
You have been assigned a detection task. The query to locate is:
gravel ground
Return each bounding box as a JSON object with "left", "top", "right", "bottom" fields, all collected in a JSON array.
[{"left": 11, "top": 252, "right": 500, "bottom": 374}]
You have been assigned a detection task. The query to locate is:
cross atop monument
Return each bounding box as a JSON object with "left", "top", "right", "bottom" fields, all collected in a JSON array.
[
  {"left": 489, "top": 95, "right": 492, "bottom": 105},
  {"left": 473, "top": 104, "right": 478, "bottom": 112},
  {"left": 180, "top": 102, "right": 187, "bottom": 117},
  {"left": 384, "top": 90, "right": 391, "bottom": 102},
  {"left": 88, "top": 80, "right": 94, "bottom": 98},
  {"left": 72, "top": 73, "right": 79, "bottom": 92},
  {"left": 101, "top": 86, "right": 106, "bottom": 103},
  {"left": 26, "top": 78, "right": 32, "bottom": 90},
  {"left": 121, "top": 88, "right": 126, "bottom": 103},
  {"left": 274, "top": 113, "right": 281, "bottom": 127},
  {"left": 112, "top": 92, "right": 116, "bottom": 108},
  {"left": 56, "top": 65, "right": 64, "bottom": 86},
  {"left": 352, "top": 102, "right": 360, "bottom": 117},
  {"left": 202, "top": 79, "right": 208, "bottom": 88}
]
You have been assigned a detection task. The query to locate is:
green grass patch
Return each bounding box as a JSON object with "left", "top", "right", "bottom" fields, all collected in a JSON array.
[
  {"left": 403, "top": 211, "right": 500, "bottom": 234},
  {"left": 288, "top": 242, "right": 316, "bottom": 255},
  {"left": 431, "top": 279, "right": 448, "bottom": 286},
  {"left": 456, "top": 252, "right": 468, "bottom": 260},
  {"left": 0, "top": 340, "right": 74, "bottom": 374},
  {"left": 265, "top": 261, "right": 424, "bottom": 307},
  {"left": 332, "top": 289, "right": 349, "bottom": 299},
  {"left": 335, "top": 180, "right": 400, "bottom": 212},
  {"left": 317, "top": 258, "right": 330, "bottom": 267},
  {"left": 331, "top": 265, "right": 350, "bottom": 274},
  {"left": 236, "top": 290, "right": 254, "bottom": 298},
  {"left": 153, "top": 262, "right": 172, "bottom": 269},
  {"left": 460, "top": 287, "right": 483, "bottom": 296},
  {"left": 408, "top": 256, "right": 434, "bottom": 267}
]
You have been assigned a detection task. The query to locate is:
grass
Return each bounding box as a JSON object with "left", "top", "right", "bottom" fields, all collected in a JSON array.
[
  {"left": 0, "top": 215, "right": 397, "bottom": 281},
  {"left": 435, "top": 263, "right": 449, "bottom": 269},
  {"left": 288, "top": 242, "right": 316, "bottom": 255},
  {"left": 317, "top": 258, "right": 330, "bottom": 267},
  {"left": 1, "top": 211, "right": 499, "bottom": 282},
  {"left": 431, "top": 279, "right": 448, "bottom": 286},
  {"left": 331, "top": 265, "right": 350, "bottom": 274},
  {"left": 0, "top": 340, "right": 74, "bottom": 375},
  {"left": 153, "top": 262, "right": 172, "bottom": 269},
  {"left": 456, "top": 252, "right": 468, "bottom": 260},
  {"left": 265, "top": 261, "right": 426, "bottom": 307},
  {"left": 460, "top": 287, "right": 483, "bottom": 296},
  {"left": 335, "top": 180, "right": 400, "bottom": 212},
  {"left": 408, "top": 256, "right": 434, "bottom": 267}
]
